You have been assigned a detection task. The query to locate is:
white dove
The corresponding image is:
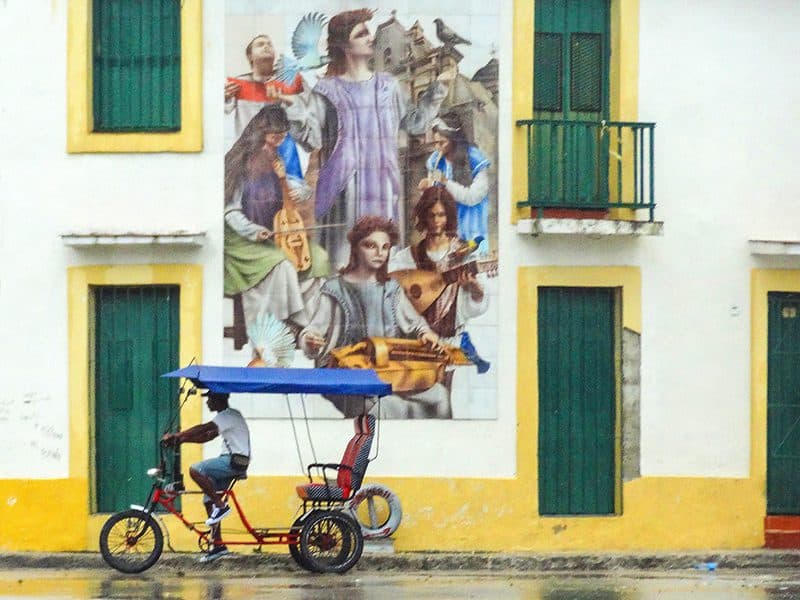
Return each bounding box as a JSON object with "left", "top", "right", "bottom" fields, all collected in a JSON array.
[
  {"left": 246, "top": 312, "right": 296, "bottom": 368},
  {"left": 274, "top": 12, "right": 330, "bottom": 84}
]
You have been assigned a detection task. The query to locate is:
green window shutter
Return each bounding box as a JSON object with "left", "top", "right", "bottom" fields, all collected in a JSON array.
[
  {"left": 534, "top": 33, "right": 563, "bottom": 112},
  {"left": 569, "top": 33, "right": 602, "bottom": 113},
  {"left": 92, "top": 0, "right": 181, "bottom": 132}
]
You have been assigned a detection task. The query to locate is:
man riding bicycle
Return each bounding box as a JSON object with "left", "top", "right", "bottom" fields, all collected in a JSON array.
[{"left": 161, "top": 390, "right": 251, "bottom": 562}]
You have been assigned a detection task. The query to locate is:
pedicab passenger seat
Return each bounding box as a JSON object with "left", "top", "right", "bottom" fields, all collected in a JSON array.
[{"left": 296, "top": 414, "right": 375, "bottom": 502}]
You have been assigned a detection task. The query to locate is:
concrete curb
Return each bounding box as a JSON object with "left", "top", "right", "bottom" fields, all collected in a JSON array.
[{"left": 2, "top": 550, "right": 800, "bottom": 574}]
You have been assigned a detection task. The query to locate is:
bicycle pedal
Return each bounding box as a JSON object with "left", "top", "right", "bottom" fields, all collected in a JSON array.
[{"left": 164, "top": 481, "right": 185, "bottom": 493}]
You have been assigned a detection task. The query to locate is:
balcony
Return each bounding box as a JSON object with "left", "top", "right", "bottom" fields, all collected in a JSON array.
[{"left": 516, "top": 119, "right": 663, "bottom": 237}]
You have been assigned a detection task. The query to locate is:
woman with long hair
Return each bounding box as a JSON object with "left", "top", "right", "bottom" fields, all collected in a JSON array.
[
  {"left": 223, "top": 105, "right": 329, "bottom": 334},
  {"left": 390, "top": 186, "right": 488, "bottom": 344},
  {"left": 419, "top": 111, "right": 491, "bottom": 244},
  {"left": 280, "top": 9, "right": 455, "bottom": 269},
  {"left": 299, "top": 216, "right": 449, "bottom": 418}
]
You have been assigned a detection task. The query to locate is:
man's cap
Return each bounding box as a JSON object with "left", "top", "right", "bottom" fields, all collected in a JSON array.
[{"left": 201, "top": 390, "right": 230, "bottom": 399}]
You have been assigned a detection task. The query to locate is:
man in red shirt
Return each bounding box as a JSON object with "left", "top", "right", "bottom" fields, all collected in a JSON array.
[{"left": 225, "top": 34, "right": 304, "bottom": 145}]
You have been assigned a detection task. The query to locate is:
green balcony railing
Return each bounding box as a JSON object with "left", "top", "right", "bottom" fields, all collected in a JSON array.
[{"left": 516, "top": 119, "right": 656, "bottom": 222}]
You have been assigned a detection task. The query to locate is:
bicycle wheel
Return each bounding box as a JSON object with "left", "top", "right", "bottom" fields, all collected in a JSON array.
[
  {"left": 300, "top": 510, "right": 363, "bottom": 574},
  {"left": 99, "top": 509, "right": 164, "bottom": 574},
  {"left": 288, "top": 513, "right": 314, "bottom": 571}
]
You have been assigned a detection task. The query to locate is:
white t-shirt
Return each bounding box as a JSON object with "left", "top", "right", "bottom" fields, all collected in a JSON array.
[{"left": 212, "top": 407, "right": 251, "bottom": 457}]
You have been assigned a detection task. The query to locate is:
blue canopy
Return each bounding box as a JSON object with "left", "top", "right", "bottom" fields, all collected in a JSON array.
[{"left": 162, "top": 365, "right": 392, "bottom": 397}]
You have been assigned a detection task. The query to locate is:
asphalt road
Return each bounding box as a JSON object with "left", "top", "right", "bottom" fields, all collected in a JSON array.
[{"left": 2, "top": 569, "right": 800, "bottom": 599}]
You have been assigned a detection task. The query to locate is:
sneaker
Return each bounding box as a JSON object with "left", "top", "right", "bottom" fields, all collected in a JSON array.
[
  {"left": 205, "top": 504, "right": 231, "bottom": 526},
  {"left": 198, "top": 545, "right": 230, "bottom": 563}
]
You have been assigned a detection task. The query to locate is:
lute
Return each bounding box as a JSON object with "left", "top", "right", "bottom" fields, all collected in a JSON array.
[{"left": 389, "top": 257, "right": 497, "bottom": 314}]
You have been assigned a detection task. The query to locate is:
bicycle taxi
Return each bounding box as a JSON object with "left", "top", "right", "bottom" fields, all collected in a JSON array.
[{"left": 99, "top": 365, "right": 393, "bottom": 574}]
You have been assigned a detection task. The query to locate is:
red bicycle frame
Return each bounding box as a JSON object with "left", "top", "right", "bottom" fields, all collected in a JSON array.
[{"left": 148, "top": 483, "right": 300, "bottom": 549}]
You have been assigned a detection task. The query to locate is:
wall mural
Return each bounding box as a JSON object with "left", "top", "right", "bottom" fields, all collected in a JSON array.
[{"left": 224, "top": 3, "right": 499, "bottom": 419}]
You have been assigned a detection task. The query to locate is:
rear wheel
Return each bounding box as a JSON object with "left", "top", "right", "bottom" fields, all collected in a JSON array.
[
  {"left": 299, "top": 510, "right": 363, "bottom": 574},
  {"left": 288, "top": 513, "right": 314, "bottom": 571},
  {"left": 99, "top": 509, "right": 164, "bottom": 574}
]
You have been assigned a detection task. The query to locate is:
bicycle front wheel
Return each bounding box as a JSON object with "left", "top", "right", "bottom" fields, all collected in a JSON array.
[{"left": 99, "top": 509, "right": 164, "bottom": 573}]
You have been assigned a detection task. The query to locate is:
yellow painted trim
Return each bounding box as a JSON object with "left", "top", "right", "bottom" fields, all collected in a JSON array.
[
  {"left": 519, "top": 266, "right": 642, "bottom": 333},
  {"left": 613, "top": 287, "right": 623, "bottom": 512},
  {"left": 517, "top": 266, "right": 640, "bottom": 510},
  {"left": 609, "top": 0, "right": 640, "bottom": 123},
  {"left": 66, "top": 264, "right": 202, "bottom": 547},
  {"left": 66, "top": 0, "right": 203, "bottom": 153},
  {"left": 751, "top": 270, "right": 800, "bottom": 491},
  {"left": 512, "top": 0, "right": 639, "bottom": 222},
  {"left": 607, "top": 0, "right": 640, "bottom": 220},
  {"left": 512, "top": 0, "right": 535, "bottom": 223}
]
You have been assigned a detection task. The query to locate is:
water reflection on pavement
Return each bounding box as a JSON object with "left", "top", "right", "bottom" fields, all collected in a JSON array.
[{"left": 2, "top": 570, "right": 800, "bottom": 599}]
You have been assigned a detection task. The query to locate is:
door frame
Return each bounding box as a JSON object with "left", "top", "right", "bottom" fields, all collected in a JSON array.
[
  {"left": 765, "top": 291, "right": 800, "bottom": 514},
  {"left": 751, "top": 270, "right": 800, "bottom": 520},
  {"left": 67, "top": 265, "right": 202, "bottom": 538},
  {"left": 513, "top": 0, "right": 641, "bottom": 222},
  {"left": 518, "top": 266, "right": 641, "bottom": 515}
]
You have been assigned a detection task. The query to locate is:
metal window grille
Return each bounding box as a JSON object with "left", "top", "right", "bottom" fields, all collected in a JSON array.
[
  {"left": 534, "top": 33, "right": 563, "bottom": 112},
  {"left": 570, "top": 33, "right": 602, "bottom": 113}
]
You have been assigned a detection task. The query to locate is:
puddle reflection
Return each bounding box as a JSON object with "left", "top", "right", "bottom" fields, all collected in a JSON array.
[{"left": 0, "top": 572, "right": 797, "bottom": 599}]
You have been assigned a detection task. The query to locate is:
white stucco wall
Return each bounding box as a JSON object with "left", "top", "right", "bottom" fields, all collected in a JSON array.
[{"left": 634, "top": 0, "right": 800, "bottom": 477}]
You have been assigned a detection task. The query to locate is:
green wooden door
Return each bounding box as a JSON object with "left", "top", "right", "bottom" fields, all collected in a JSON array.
[
  {"left": 538, "top": 287, "right": 616, "bottom": 515},
  {"left": 767, "top": 292, "right": 800, "bottom": 514},
  {"left": 533, "top": 0, "right": 610, "bottom": 208},
  {"left": 95, "top": 286, "right": 180, "bottom": 513}
]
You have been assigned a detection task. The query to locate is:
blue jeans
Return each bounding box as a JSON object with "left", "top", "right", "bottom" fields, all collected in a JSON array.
[{"left": 192, "top": 455, "right": 238, "bottom": 503}]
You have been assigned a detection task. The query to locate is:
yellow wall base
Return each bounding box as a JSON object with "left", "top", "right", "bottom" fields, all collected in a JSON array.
[
  {"left": 0, "top": 474, "right": 763, "bottom": 551},
  {"left": 0, "top": 480, "right": 88, "bottom": 551}
]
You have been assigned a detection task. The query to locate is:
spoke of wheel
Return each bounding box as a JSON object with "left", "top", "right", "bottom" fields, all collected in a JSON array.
[
  {"left": 111, "top": 521, "right": 153, "bottom": 555},
  {"left": 108, "top": 538, "right": 129, "bottom": 554}
]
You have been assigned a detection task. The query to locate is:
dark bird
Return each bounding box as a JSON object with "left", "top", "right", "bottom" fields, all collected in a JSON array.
[{"left": 433, "top": 18, "right": 471, "bottom": 47}]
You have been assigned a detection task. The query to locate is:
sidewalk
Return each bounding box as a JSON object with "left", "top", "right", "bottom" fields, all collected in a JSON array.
[{"left": 2, "top": 548, "right": 800, "bottom": 573}]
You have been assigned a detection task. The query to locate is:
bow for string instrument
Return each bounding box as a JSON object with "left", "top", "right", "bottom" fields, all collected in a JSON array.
[{"left": 273, "top": 160, "right": 312, "bottom": 272}]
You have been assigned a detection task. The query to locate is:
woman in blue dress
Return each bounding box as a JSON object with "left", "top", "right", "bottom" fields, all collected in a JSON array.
[{"left": 418, "top": 111, "right": 491, "bottom": 246}]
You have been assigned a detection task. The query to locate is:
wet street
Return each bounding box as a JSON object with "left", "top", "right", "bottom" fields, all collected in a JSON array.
[{"left": 2, "top": 570, "right": 800, "bottom": 599}]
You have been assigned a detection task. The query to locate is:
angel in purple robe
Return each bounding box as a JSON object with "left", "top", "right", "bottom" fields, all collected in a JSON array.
[{"left": 280, "top": 9, "right": 454, "bottom": 268}]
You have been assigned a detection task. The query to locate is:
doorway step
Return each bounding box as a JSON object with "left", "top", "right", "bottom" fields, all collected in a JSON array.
[{"left": 765, "top": 516, "right": 800, "bottom": 548}]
